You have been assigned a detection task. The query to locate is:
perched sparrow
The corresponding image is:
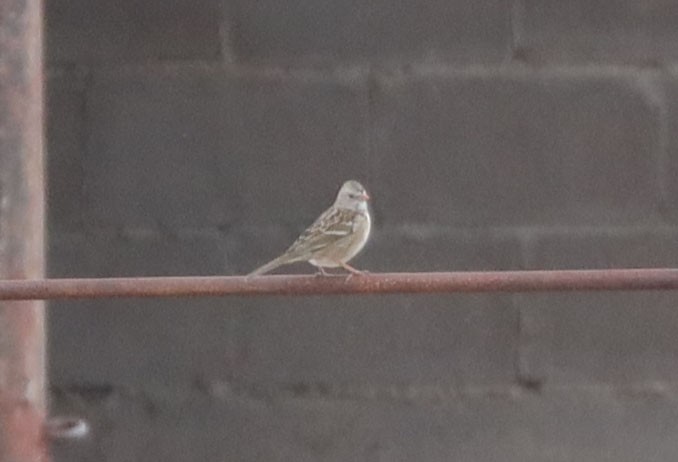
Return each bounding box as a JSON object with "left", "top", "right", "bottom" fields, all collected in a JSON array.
[{"left": 248, "top": 180, "right": 371, "bottom": 276}]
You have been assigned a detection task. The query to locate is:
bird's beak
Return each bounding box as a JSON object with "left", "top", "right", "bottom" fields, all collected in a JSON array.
[{"left": 361, "top": 193, "right": 370, "bottom": 201}]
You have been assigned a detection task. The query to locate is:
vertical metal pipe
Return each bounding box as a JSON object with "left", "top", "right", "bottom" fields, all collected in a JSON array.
[{"left": 0, "top": 0, "right": 46, "bottom": 461}]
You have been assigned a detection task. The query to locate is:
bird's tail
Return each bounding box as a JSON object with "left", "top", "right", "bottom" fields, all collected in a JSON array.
[{"left": 247, "top": 256, "right": 289, "bottom": 277}]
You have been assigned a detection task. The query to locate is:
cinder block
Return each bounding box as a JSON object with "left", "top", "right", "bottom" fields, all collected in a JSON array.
[
  {"left": 48, "top": 231, "right": 236, "bottom": 387},
  {"left": 228, "top": 0, "right": 511, "bottom": 65},
  {"left": 51, "top": 232, "right": 521, "bottom": 390},
  {"left": 50, "top": 388, "right": 678, "bottom": 462},
  {"left": 517, "top": 228, "right": 678, "bottom": 384},
  {"left": 662, "top": 79, "right": 678, "bottom": 222},
  {"left": 524, "top": 229, "right": 678, "bottom": 270},
  {"left": 48, "top": 231, "right": 227, "bottom": 277},
  {"left": 47, "top": 71, "right": 87, "bottom": 231},
  {"left": 231, "top": 294, "right": 518, "bottom": 386},
  {"left": 519, "top": 1, "right": 678, "bottom": 64},
  {"left": 370, "top": 74, "right": 662, "bottom": 227},
  {"left": 46, "top": 0, "right": 221, "bottom": 63},
  {"left": 50, "top": 291, "right": 516, "bottom": 401},
  {"left": 49, "top": 297, "right": 240, "bottom": 388},
  {"left": 360, "top": 228, "right": 524, "bottom": 272},
  {"left": 515, "top": 291, "right": 678, "bottom": 385},
  {"left": 83, "top": 67, "right": 369, "bottom": 229}
]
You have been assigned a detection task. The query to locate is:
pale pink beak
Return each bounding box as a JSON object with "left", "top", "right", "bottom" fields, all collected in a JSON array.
[{"left": 361, "top": 192, "right": 370, "bottom": 201}]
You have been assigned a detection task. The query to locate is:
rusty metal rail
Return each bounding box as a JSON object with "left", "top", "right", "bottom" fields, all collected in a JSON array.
[
  {"left": 0, "top": 0, "right": 45, "bottom": 459},
  {"left": 2, "top": 269, "right": 678, "bottom": 300}
]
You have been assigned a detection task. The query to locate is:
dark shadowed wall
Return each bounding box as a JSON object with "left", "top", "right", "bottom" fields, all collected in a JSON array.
[{"left": 46, "top": 1, "right": 678, "bottom": 461}]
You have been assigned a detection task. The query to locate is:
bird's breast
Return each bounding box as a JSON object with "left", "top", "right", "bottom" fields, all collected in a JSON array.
[{"left": 344, "top": 211, "right": 371, "bottom": 261}]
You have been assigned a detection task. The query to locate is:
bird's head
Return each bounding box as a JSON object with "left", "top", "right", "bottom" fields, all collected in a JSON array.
[{"left": 334, "top": 180, "right": 370, "bottom": 212}]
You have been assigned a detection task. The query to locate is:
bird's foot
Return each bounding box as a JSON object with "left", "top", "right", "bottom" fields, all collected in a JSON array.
[
  {"left": 339, "top": 262, "right": 369, "bottom": 282},
  {"left": 314, "top": 267, "right": 330, "bottom": 277}
]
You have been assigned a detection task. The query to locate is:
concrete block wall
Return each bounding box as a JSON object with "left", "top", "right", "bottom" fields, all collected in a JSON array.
[{"left": 46, "top": 1, "right": 678, "bottom": 460}]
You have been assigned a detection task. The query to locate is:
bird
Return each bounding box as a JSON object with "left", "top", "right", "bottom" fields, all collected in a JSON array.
[{"left": 248, "top": 180, "right": 371, "bottom": 277}]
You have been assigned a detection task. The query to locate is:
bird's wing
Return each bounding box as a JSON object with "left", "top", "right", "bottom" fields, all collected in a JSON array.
[{"left": 284, "top": 207, "right": 358, "bottom": 259}]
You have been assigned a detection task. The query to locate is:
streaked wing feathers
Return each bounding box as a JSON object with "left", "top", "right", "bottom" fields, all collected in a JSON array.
[{"left": 285, "top": 207, "right": 357, "bottom": 258}]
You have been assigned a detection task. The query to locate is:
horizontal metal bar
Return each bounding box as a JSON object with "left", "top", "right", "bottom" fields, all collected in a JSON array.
[{"left": 2, "top": 269, "right": 678, "bottom": 300}]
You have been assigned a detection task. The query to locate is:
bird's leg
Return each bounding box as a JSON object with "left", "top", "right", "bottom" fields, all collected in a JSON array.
[
  {"left": 339, "top": 262, "right": 368, "bottom": 281},
  {"left": 314, "top": 266, "right": 329, "bottom": 277},
  {"left": 340, "top": 262, "right": 366, "bottom": 275}
]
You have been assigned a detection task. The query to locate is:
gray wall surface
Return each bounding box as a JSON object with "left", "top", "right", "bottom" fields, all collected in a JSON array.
[{"left": 46, "top": 1, "right": 678, "bottom": 461}]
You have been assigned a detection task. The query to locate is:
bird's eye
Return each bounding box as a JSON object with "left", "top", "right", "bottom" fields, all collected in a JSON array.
[{"left": 348, "top": 193, "right": 358, "bottom": 199}]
